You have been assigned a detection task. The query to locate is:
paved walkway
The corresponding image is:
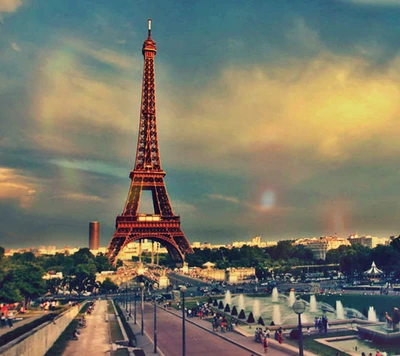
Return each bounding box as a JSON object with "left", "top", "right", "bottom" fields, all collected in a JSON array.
[
  {"left": 124, "top": 302, "right": 316, "bottom": 356},
  {"left": 0, "top": 311, "right": 45, "bottom": 337},
  {"left": 62, "top": 300, "right": 111, "bottom": 356},
  {"left": 165, "top": 307, "right": 316, "bottom": 356}
]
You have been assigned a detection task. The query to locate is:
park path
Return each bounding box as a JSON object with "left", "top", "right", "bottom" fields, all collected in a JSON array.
[{"left": 62, "top": 300, "right": 111, "bottom": 356}]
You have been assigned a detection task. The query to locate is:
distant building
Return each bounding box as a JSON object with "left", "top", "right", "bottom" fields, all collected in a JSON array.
[
  {"left": 117, "top": 240, "right": 168, "bottom": 260},
  {"left": 294, "top": 235, "right": 350, "bottom": 260},
  {"left": 89, "top": 221, "right": 100, "bottom": 250},
  {"left": 348, "top": 234, "right": 389, "bottom": 249},
  {"left": 42, "top": 271, "right": 63, "bottom": 280}
]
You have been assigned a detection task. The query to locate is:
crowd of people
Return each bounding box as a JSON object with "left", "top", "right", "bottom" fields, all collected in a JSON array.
[{"left": 314, "top": 315, "right": 329, "bottom": 332}]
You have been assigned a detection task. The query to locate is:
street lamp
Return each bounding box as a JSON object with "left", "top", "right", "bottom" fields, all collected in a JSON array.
[
  {"left": 134, "top": 288, "right": 137, "bottom": 325},
  {"left": 292, "top": 296, "right": 306, "bottom": 356},
  {"left": 180, "top": 286, "right": 187, "bottom": 356},
  {"left": 140, "top": 282, "right": 145, "bottom": 336},
  {"left": 153, "top": 283, "right": 158, "bottom": 353},
  {"left": 125, "top": 278, "right": 129, "bottom": 312}
]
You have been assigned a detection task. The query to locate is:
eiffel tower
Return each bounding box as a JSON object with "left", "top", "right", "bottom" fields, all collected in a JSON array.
[{"left": 106, "top": 19, "right": 193, "bottom": 266}]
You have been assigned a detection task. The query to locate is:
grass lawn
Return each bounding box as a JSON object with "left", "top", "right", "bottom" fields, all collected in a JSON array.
[
  {"left": 284, "top": 330, "right": 355, "bottom": 356},
  {"left": 109, "top": 319, "right": 124, "bottom": 342},
  {"left": 113, "top": 348, "right": 130, "bottom": 356},
  {"left": 107, "top": 300, "right": 115, "bottom": 313}
]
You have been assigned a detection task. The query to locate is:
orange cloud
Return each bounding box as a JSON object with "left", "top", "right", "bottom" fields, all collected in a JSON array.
[
  {"left": 0, "top": 167, "right": 38, "bottom": 208},
  {"left": 162, "top": 53, "right": 400, "bottom": 168},
  {"left": 0, "top": 0, "right": 23, "bottom": 14}
]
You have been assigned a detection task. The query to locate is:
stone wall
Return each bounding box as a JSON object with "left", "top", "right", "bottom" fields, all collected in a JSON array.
[{"left": 0, "top": 305, "right": 81, "bottom": 356}]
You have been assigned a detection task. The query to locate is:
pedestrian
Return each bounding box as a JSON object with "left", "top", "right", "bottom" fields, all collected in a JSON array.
[
  {"left": 0, "top": 313, "right": 6, "bottom": 328},
  {"left": 263, "top": 337, "right": 269, "bottom": 353},
  {"left": 7, "top": 312, "right": 14, "bottom": 328},
  {"left": 278, "top": 327, "right": 283, "bottom": 344}
]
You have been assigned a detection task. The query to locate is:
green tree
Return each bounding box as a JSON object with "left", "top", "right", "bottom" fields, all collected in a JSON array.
[
  {"left": 13, "top": 264, "right": 46, "bottom": 306},
  {"left": 100, "top": 277, "right": 118, "bottom": 293}
]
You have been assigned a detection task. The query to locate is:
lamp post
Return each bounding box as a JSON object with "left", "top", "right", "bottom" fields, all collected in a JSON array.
[
  {"left": 140, "top": 282, "right": 145, "bottom": 335},
  {"left": 134, "top": 288, "right": 137, "bottom": 325},
  {"left": 129, "top": 286, "right": 132, "bottom": 317},
  {"left": 125, "top": 279, "right": 128, "bottom": 312},
  {"left": 180, "top": 286, "right": 187, "bottom": 356},
  {"left": 292, "top": 296, "right": 306, "bottom": 356},
  {"left": 153, "top": 283, "right": 158, "bottom": 353}
]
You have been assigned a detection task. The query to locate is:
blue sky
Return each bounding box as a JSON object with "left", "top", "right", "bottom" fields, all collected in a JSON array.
[{"left": 1, "top": 0, "right": 400, "bottom": 249}]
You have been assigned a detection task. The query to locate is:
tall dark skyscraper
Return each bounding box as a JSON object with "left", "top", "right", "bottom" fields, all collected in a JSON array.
[{"left": 89, "top": 221, "right": 100, "bottom": 250}]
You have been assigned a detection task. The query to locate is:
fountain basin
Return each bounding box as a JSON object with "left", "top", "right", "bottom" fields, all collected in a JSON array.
[{"left": 357, "top": 323, "right": 400, "bottom": 343}]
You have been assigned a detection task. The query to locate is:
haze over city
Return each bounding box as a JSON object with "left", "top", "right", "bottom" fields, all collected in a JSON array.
[{"left": 1, "top": 0, "right": 400, "bottom": 249}]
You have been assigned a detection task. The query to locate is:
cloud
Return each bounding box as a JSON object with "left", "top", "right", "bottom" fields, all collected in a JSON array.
[
  {"left": 0, "top": 167, "right": 38, "bottom": 208},
  {"left": 11, "top": 42, "right": 21, "bottom": 52},
  {"left": 173, "top": 200, "right": 197, "bottom": 213},
  {"left": 50, "top": 159, "right": 126, "bottom": 178},
  {"left": 31, "top": 37, "right": 142, "bottom": 157},
  {"left": 162, "top": 52, "right": 400, "bottom": 174},
  {"left": 343, "top": 0, "right": 400, "bottom": 5},
  {"left": 208, "top": 194, "right": 240, "bottom": 204},
  {"left": 52, "top": 192, "right": 105, "bottom": 202},
  {"left": 0, "top": 0, "right": 23, "bottom": 14}
]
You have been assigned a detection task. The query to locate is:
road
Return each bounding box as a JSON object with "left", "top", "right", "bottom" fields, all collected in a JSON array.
[{"left": 136, "top": 303, "right": 274, "bottom": 356}]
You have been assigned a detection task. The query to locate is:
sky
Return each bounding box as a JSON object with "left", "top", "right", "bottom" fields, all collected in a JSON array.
[{"left": 1, "top": 0, "right": 400, "bottom": 249}]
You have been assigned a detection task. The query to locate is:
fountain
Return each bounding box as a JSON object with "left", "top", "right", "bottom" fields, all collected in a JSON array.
[
  {"left": 224, "top": 290, "right": 232, "bottom": 306},
  {"left": 219, "top": 291, "right": 361, "bottom": 330},
  {"left": 238, "top": 294, "right": 245, "bottom": 311},
  {"left": 272, "top": 304, "right": 282, "bottom": 325},
  {"left": 336, "top": 300, "right": 345, "bottom": 320},
  {"left": 310, "top": 295, "right": 317, "bottom": 313},
  {"left": 368, "top": 306, "right": 377, "bottom": 322},
  {"left": 253, "top": 299, "right": 261, "bottom": 318},
  {"left": 271, "top": 287, "right": 279, "bottom": 302},
  {"left": 357, "top": 306, "right": 400, "bottom": 344},
  {"left": 288, "top": 289, "right": 295, "bottom": 307}
]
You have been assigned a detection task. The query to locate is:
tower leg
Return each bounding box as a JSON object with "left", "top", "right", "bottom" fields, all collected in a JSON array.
[
  {"left": 151, "top": 241, "right": 154, "bottom": 265},
  {"left": 156, "top": 243, "right": 159, "bottom": 265},
  {"left": 139, "top": 240, "right": 142, "bottom": 263}
]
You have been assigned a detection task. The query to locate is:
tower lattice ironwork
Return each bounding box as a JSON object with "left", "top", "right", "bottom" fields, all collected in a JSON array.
[{"left": 106, "top": 19, "right": 193, "bottom": 266}]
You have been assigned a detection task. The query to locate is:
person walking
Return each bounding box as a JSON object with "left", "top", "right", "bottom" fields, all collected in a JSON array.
[
  {"left": 263, "top": 337, "right": 269, "bottom": 353},
  {"left": 7, "top": 312, "right": 14, "bottom": 328},
  {"left": 278, "top": 327, "right": 283, "bottom": 344},
  {"left": 0, "top": 313, "right": 6, "bottom": 328}
]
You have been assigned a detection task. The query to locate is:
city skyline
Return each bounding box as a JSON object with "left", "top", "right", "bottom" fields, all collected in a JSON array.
[{"left": 1, "top": 0, "right": 400, "bottom": 249}]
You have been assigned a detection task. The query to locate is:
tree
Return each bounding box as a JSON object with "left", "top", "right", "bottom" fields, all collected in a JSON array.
[
  {"left": 73, "top": 248, "right": 95, "bottom": 265},
  {"left": 100, "top": 278, "right": 118, "bottom": 293},
  {"left": 258, "top": 316, "right": 265, "bottom": 326},
  {"left": 238, "top": 309, "right": 246, "bottom": 320},
  {"left": 231, "top": 306, "right": 238, "bottom": 316},
  {"left": 218, "top": 300, "right": 224, "bottom": 309},
  {"left": 247, "top": 312, "right": 255, "bottom": 323},
  {"left": 390, "top": 236, "right": 400, "bottom": 254},
  {"left": 12, "top": 264, "right": 46, "bottom": 306},
  {"left": 224, "top": 304, "right": 231, "bottom": 313}
]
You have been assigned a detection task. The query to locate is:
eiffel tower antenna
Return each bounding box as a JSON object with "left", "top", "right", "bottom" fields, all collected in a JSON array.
[{"left": 106, "top": 20, "right": 193, "bottom": 266}]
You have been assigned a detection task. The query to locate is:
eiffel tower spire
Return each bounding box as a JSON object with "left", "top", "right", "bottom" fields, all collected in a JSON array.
[
  {"left": 135, "top": 18, "right": 160, "bottom": 172},
  {"left": 107, "top": 20, "right": 193, "bottom": 266}
]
